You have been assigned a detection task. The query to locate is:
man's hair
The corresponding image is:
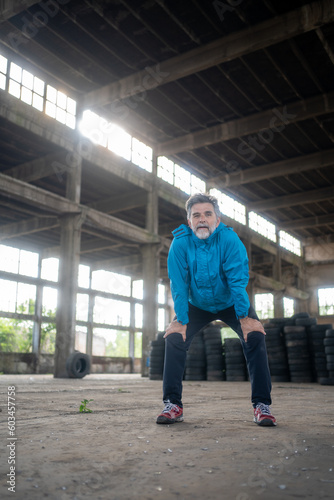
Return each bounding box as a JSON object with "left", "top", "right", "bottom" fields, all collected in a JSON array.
[{"left": 185, "top": 193, "right": 221, "bottom": 219}]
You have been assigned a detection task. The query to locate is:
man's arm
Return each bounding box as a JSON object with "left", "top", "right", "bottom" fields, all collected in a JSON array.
[{"left": 167, "top": 238, "right": 190, "bottom": 326}]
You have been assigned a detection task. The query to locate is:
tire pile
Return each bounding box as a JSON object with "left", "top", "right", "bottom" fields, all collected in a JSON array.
[
  {"left": 283, "top": 325, "right": 313, "bottom": 383},
  {"left": 184, "top": 329, "right": 207, "bottom": 381},
  {"left": 224, "top": 338, "right": 247, "bottom": 381},
  {"left": 203, "top": 325, "right": 225, "bottom": 381},
  {"left": 265, "top": 313, "right": 333, "bottom": 383},
  {"left": 148, "top": 332, "right": 165, "bottom": 380},
  {"left": 264, "top": 324, "right": 289, "bottom": 382},
  {"left": 321, "top": 329, "right": 334, "bottom": 385}
]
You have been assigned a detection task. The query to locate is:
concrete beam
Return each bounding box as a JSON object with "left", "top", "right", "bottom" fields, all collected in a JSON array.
[
  {"left": 279, "top": 213, "right": 334, "bottom": 230},
  {"left": 250, "top": 271, "right": 309, "bottom": 299},
  {"left": 249, "top": 186, "right": 334, "bottom": 211},
  {"left": 0, "top": 93, "right": 153, "bottom": 191},
  {"left": 0, "top": 172, "right": 160, "bottom": 244},
  {"left": 0, "top": 0, "right": 39, "bottom": 21},
  {"left": 3, "top": 152, "right": 67, "bottom": 182},
  {"left": 83, "top": 1, "right": 334, "bottom": 109},
  {"left": 157, "top": 92, "right": 334, "bottom": 156},
  {"left": 0, "top": 216, "right": 59, "bottom": 241},
  {"left": 209, "top": 149, "right": 334, "bottom": 187},
  {"left": 92, "top": 254, "right": 142, "bottom": 271},
  {"left": 88, "top": 190, "right": 148, "bottom": 214}
]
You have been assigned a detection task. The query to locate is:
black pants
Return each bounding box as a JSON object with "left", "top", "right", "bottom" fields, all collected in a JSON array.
[{"left": 162, "top": 303, "right": 272, "bottom": 408}]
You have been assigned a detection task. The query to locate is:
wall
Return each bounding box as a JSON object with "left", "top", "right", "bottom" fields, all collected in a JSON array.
[{"left": 0, "top": 353, "right": 141, "bottom": 375}]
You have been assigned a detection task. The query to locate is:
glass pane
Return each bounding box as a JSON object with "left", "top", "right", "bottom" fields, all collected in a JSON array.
[
  {"left": 21, "top": 87, "right": 32, "bottom": 105},
  {"left": 8, "top": 79, "right": 21, "bottom": 98},
  {"left": 40, "top": 323, "right": 56, "bottom": 354},
  {"left": 132, "top": 280, "right": 143, "bottom": 299},
  {"left": 92, "top": 270, "right": 131, "bottom": 296},
  {"left": 16, "top": 283, "right": 36, "bottom": 314},
  {"left": 76, "top": 293, "right": 89, "bottom": 321},
  {"left": 46, "top": 85, "right": 57, "bottom": 103},
  {"left": 45, "top": 101, "right": 56, "bottom": 118},
  {"left": 34, "top": 77, "right": 45, "bottom": 96},
  {"left": 22, "top": 70, "right": 33, "bottom": 89},
  {"left": 0, "top": 279, "right": 17, "bottom": 312},
  {"left": 32, "top": 93, "right": 44, "bottom": 111},
  {"left": 0, "top": 73, "right": 6, "bottom": 90},
  {"left": 41, "top": 258, "right": 59, "bottom": 282},
  {"left": 78, "top": 264, "right": 90, "bottom": 288},
  {"left": 0, "top": 54, "right": 7, "bottom": 74},
  {"left": 0, "top": 244, "right": 19, "bottom": 273},
  {"left": 42, "top": 287, "right": 58, "bottom": 314},
  {"left": 10, "top": 63, "right": 22, "bottom": 82},
  {"left": 135, "top": 303, "right": 143, "bottom": 328}
]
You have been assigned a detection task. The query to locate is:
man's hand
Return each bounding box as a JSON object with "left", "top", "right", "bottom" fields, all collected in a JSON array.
[
  {"left": 163, "top": 320, "right": 187, "bottom": 342},
  {"left": 239, "top": 317, "right": 266, "bottom": 342}
]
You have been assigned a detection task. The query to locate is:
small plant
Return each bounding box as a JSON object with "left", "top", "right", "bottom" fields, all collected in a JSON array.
[{"left": 79, "top": 399, "right": 94, "bottom": 413}]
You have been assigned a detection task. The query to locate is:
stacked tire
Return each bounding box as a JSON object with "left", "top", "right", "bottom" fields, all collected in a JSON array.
[
  {"left": 265, "top": 326, "right": 289, "bottom": 382},
  {"left": 321, "top": 329, "right": 334, "bottom": 385},
  {"left": 203, "top": 325, "right": 225, "bottom": 381},
  {"left": 149, "top": 332, "right": 165, "bottom": 380},
  {"left": 184, "top": 329, "right": 206, "bottom": 381},
  {"left": 224, "top": 338, "right": 247, "bottom": 381},
  {"left": 283, "top": 326, "right": 312, "bottom": 383},
  {"left": 308, "top": 324, "right": 332, "bottom": 381}
]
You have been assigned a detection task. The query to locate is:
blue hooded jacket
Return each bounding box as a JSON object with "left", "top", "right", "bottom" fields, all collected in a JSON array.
[{"left": 167, "top": 222, "right": 250, "bottom": 325}]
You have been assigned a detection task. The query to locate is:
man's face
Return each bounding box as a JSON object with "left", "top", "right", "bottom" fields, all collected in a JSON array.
[{"left": 188, "top": 202, "right": 220, "bottom": 240}]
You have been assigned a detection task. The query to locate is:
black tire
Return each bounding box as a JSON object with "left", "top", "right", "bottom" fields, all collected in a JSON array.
[
  {"left": 295, "top": 317, "right": 317, "bottom": 326},
  {"left": 326, "top": 329, "right": 334, "bottom": 337},
  {"left": 325, "top": 346, "right": 334, "bottom": 354},
  {"left": 66, "top": 352, "right": 90, "bottom": 379},
  {"left": 324, "top": 338, "right": 334, "bottom": 346},
  {"left": 310, "top": 324, "right": 333, "bottom": 332}
]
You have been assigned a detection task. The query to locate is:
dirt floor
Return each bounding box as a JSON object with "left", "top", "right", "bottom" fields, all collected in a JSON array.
[{"left": 0, "top": 374, "right": 333, "bottom": 500}]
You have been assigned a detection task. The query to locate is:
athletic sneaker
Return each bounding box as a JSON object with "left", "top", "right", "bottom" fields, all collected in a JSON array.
[
  {"left": 254, "top": 403, "right": 276, "bottom": 426},
  {"left": 156, "top": 401, "right": 184, "bottom": 424}
]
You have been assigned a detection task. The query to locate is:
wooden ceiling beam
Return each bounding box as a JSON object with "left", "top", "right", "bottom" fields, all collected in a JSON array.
[{"left": 82, "top": 1, "right": 334, "bottom": 109}]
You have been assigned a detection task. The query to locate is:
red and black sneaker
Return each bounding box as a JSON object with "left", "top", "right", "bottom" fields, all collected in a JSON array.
[
  {"left": 254, "top": 403, "right": 276, "bottom": 426},
  {"left": 156, "top": 401, "right": 184, "bottom": 424}
]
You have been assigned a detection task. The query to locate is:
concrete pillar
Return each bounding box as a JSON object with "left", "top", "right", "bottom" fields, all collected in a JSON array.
[
  {"left": 273, "top": 249, "right": 284, "bottom": 317},
  {"left": 244, "top": 239, "right": 255, "bottom": 306},
  {"left": 141, "top": 155, "right": 159, "bottom": 376},
  {"left": 54, "top": 158, "right": 82, "bottom": 377},
  {"left": 54, "top": 213, "right": 82, "bottom": 377},
  {"left": 141, "top": 243, "right": 159, "bottom": 376},
  {"left": 32, "top": 255, "right": 42, "bottom": 373},
  {"left": 86, "top": 268, "right": 94, "bottom": 356}
]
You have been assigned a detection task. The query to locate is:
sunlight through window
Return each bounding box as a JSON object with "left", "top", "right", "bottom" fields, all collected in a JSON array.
[
  {"left": 279, "top": 230, "right": 301, "bottom": 256},
  {"left": 210, "top": 188, "right": 246, "bottom": 225},
  {"left": 249, "top": 211, "right": 276, "bottom": 242}
]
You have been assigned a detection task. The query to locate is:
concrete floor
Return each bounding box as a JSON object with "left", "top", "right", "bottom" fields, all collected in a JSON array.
[{"left": 0, "top": 374, "right": 333, "bottom": 500}]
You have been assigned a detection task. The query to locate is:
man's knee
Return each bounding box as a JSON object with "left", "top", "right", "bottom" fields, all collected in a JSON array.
[
  {"left": 246, "top": 331, "right": 266, "bottom": 350},
  {"left": 165, "top": 332, "right": 187, "bottom": 349}
]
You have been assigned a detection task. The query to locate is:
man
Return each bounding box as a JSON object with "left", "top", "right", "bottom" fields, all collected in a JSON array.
[{"left": 156, "top": 193, "right": 276, "bottom": 427}]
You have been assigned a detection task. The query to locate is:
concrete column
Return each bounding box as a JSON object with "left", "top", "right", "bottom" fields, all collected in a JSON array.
[
  {"left": 244, "top": 239, "right": 255, "bottom": 306},
  {"left": 141, "top": 155, "right": 159, "bottom": 376},
  {"left": 54, "top": 157, "right": 82, "bottom": 377},
  {"left": 32, "top": 255, "right": 42, "bottom": 373},
  {"left": 273, "top": 249, "right": 284, "bottom": 318},
  {"left": 54, "top": 213, "right": 82, "bottom": 377},
  {"left": 141, "top": 243, "right": 159, "bottom": 376}
]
